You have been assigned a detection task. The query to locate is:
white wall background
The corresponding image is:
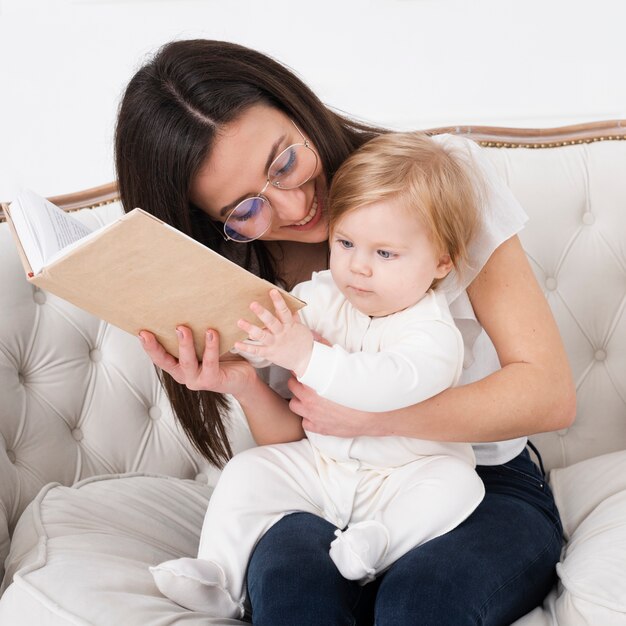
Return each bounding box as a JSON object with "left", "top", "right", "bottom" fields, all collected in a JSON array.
[{"left": 1, "top": 0, "right": 625, "bottom": 200}]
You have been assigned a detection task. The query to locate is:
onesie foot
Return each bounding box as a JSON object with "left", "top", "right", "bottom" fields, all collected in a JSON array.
[
  {"left": 329, "top": 520, "right": 389, "bottom": 583},
  {"left": 150, "top": 557, "right": 243, "bottom": 618}
]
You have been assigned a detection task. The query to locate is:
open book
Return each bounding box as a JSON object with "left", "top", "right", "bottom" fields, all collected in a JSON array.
[{"left": 5, "top": 190, "right": 305, "bottom": 359}]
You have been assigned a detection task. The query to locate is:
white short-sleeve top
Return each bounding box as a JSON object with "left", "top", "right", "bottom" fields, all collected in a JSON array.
[{"left": 432, "top": 134, "right": 529, "bottom": 465}]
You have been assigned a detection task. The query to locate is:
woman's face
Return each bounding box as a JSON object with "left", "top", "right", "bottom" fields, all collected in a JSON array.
[{"left": 191, "top": 104, "right": 329, "bottom": 244}]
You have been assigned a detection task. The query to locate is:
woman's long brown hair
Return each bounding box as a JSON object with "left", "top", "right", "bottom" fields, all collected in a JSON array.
[{"left": 115, "top": 39, "right": 384, "bottom": 467}]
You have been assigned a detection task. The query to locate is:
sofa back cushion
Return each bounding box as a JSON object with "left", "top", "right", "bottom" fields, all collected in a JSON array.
[
  {"left": 0, "top": 130, "right": 625, "bottom": 581},
  {"left": 483, "top": 138, "right": 626, "bottom": 471}
]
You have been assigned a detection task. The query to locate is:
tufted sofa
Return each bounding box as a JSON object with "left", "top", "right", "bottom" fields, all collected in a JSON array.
[{"left": 1, "top": 121, "right": 625, "bottom": 625}]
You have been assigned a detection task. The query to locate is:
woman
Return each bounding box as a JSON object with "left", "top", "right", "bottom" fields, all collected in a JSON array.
[{"left": 115, "top": 39, "right": 575, "bottom": 625}]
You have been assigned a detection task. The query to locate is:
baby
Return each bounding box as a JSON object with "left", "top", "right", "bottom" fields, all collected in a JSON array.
[{"left": 151, "top": 131, "right": 486, "bottom": 618}]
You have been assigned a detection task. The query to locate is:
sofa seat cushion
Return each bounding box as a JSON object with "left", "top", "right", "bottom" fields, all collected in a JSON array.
[
  {"left": 555, "top": 489, "right": 626, "bottom": 624},
  {"left": 512, "top": 451, "right": 626, "bottom": 626},
  {"left": 0, "top": 473, "right": 247, "bottom": 625},
  {"left": 4, "top": 455, "right": 626, "bottom": 626},
  {"left": 550, "top": 449, "right": 626, "bottom": 540}
]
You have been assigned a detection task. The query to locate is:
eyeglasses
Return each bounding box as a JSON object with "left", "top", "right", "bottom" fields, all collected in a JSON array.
[{"left": 221, "top": 121, "right": 319, "bottom": 243}]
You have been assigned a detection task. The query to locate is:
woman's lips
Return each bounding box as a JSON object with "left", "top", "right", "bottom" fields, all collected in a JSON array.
[
  {"left": 284, "top": 189, "right": 323, "bottom": 232},
  {"left": 293, "top": 195, "right": 318, "bottom": 226}
]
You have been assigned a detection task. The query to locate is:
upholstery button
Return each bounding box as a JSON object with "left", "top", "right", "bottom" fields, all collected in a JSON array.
[
  {"left": 89, "top": 349, "right": 102, "bottom": 362},
  {"left": 33, "top": 290, "right": 46, "bottom": 305},
  {"left": 148, "top": 406, "right": 162, "bottom": 421},
  {"left": 72, "top": 428, "right": 83, "bottom": 441},
  {"left": 545, "top": 277, "right": 557, "bottom": 291},
  {"left": 195, "top": 473, "right": 209, "bottom": 483},
  {"left": 582, "top": 212, "right": 595, "bottom": 225},
  {"left": 6, "top": 450, "right": 16, "bottom": 463},
  {"left": 594, "top": 349, "right": 607, "bottom": 362},
  {"left": 17, "top": 372, "right": 25, "bottom": 384}
]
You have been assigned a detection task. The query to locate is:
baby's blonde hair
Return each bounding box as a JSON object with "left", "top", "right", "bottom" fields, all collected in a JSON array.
[{"left": 328, "top": 132, "right": 483, "bottom": 285}]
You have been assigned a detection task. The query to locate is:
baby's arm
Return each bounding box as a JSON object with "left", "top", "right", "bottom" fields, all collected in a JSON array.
[
  {"left": 234, "top": 289, "right": 314, "bottom": 377},
  {"left": 235, "top": 290, "right": 463, "bottom": 413},
  {"left": 299, "top": 321, "right": 462, "bottom": 412}
]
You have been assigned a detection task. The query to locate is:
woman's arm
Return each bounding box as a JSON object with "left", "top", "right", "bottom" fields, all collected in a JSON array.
[
  {"left": 139, "top": 326, "right": 304, "bottom": 445},
  {"left": 289, "top": 236, "right": 576, "bottom": 442},
  {"left": 236, "top": 373, "right": 305, "bottom": 445}
]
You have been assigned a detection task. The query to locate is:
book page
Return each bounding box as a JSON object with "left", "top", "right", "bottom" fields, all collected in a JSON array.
[
  {"left": 44, "top": 221, "right": 116, "bottom": 267},
  {"left": 9, "top": 190, "right": 93, "bottom": 275}
]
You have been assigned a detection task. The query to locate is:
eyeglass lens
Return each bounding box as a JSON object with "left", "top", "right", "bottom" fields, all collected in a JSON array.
[
  {"left": 224, "top": 143, "right": 318, "bottom": 242},
  {"left": 224, "top": 197, "right": 271, "bottom": 242}
]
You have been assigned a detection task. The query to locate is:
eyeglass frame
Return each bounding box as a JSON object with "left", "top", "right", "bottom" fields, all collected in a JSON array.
[{"left": 217, "top": 120, "right": 319, "bottom": 243}]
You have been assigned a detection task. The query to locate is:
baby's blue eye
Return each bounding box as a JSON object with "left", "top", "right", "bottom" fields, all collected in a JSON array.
[
  {"left": 339, "top": 239, "right": 353, "bottom": 249},
  {"left": 377, "top": 249, "right": 393, "bottom": 259}
]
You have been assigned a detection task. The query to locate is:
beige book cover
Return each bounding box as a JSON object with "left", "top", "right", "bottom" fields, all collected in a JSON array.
[{"left": 5, "top": 196, "right": 305, "bottom": 360}]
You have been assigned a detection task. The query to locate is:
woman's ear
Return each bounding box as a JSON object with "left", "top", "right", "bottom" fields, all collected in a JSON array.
[{"left": 434, "top": 253, "right": 454, "bottom": 279}]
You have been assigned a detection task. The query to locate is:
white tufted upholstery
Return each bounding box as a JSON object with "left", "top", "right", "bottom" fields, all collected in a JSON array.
[
  {"left": 0, "top": 202, "right": 254, "bottom": 586},
  {"left": 484, "top": 139, "right": 626, "bottom": 470},
  {"left": 0, "top": 128, "right": 624, "bottom": 624}
]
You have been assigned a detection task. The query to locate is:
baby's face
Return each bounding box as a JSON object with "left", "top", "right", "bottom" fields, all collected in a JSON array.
[{"left": 329, "top": 200, "right": 451, "bottom": 317}]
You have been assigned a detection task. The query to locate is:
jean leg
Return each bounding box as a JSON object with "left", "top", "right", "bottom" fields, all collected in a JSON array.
[
  {"left": 372, "top": 449, "right": 563, "bottom": 626},
  {"left": 247, "top": 512, "right": 362, "bottom": 626}
]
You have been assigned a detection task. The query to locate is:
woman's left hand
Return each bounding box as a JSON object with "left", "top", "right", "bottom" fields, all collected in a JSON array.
[
  {"left": 288, "top": 377, "right": 380, "bottom": 437},
  {"left": 139, "top": 326, "right": 256, "bottom": 398}
]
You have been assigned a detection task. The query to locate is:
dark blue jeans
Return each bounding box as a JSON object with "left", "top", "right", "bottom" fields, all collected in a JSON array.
[{"left": 246, "top": 447, "right": 563, "bottom": 626}]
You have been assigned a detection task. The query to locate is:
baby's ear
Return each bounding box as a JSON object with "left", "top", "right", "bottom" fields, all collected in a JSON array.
[{"left": 434, "top": 253, "right": 454, "bottom": 279}]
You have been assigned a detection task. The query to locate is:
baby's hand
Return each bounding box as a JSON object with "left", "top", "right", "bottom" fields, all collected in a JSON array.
[{"left": 234, "top": 289, "right": 314, "bottom": 376}]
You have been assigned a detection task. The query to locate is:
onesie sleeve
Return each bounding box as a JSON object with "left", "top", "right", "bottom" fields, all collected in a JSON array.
[{"left": 298, "top": 320, "right": 463, "bottom": 412}]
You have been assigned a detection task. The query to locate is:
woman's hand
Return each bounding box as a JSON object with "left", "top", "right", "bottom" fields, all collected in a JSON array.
[
  {"left": 138, "top": 326, "right": 255, "bottom": 397},
  {"left": 288, "top": 377, "right": 380, "bottom": 437},
  {"left": 140, "top": 326, "right": 305, "bottom": 444}
]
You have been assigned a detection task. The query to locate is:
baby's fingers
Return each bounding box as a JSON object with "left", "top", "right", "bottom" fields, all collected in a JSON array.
[
  {"left": 250, "top": 301, "right": 283, "bottom": 335},
  {"left": 234, "top": 340, "right": 265, "bottom": 357},
  {"left": 237, "top": 318, "right": 270, "bottom": 343},
  {"left": 237, "top": 318, "right": 256, "bottom": 334},
  {"left": 269, "top": 289, "right": 293, "bottom": 324}
]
